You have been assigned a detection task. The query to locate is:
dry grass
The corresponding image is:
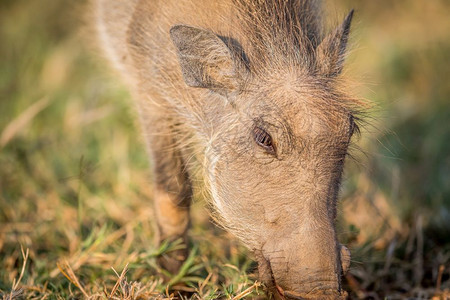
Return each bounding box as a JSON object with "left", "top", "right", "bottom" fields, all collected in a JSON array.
[{"left": 1, "top": 0, "right": 449, "bottom": 299}]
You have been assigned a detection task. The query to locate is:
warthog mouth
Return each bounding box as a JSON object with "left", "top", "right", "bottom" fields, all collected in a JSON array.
[
  {"left": 265, "top": 259, "right": 347, "bottom": 300},
  {"left": 277, "top": 286, "right": 348, "bottom": 300}
]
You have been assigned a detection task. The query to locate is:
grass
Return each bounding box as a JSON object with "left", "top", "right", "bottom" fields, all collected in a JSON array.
[{"left": 1, "top": 0, "right": 449, "bottom": 299}]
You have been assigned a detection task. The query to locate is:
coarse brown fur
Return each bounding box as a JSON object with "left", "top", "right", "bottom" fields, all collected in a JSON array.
[{"left": 94, "top": 0, "right": 361, "bottom": 298}]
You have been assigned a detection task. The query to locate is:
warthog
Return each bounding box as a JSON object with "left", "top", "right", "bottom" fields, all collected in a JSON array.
[{"left": 96, "top": 0, "right": 359, "bottom": 298}]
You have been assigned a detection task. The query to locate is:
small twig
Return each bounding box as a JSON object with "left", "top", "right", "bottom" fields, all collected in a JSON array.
[
  {"left": 165, "top": 285, "right": 171, "bottom": 298},
  {"left": 57, "top": 263, "right": 77, "bottom": 287},
  {"left": 198, "top": 272, "right": 213, "bottom": 295},
  {"left": 223, "top": 264, "right": 240, "bottom": 272},
  {"left": 57, "top": 261, "right": 89, "bottom": 298},
  {"left": 436, "top": 264, "right": 445, "bottom": 293},
  {"left": 8, "top": 246, "right": 29, "bottom": 300},
  {"left": 13, "top": 246, "right": 29, "bottom": 290},
  {"left": 231, "top": 281, "right": 261, "bottom": 300},
  {"left": 109, "top": 263, "right": 129, "bottom": 298}
]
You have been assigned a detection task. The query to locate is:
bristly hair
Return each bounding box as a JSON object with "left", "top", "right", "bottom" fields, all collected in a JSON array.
[{"left": 232, "top": 0, "right": 323, "bottom": 74}]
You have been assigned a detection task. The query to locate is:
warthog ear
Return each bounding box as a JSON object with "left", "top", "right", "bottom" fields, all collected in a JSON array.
[
  {"left": 170, "top": 24, "right": 238, "bottom": 95},
  {"left": 316, "top": 10, "right": 354, "bottom": 77}
]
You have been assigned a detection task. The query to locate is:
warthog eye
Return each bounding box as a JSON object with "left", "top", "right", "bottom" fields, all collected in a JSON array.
[{"left": 253, "top": 126, "right": 276, "bottom": 155}]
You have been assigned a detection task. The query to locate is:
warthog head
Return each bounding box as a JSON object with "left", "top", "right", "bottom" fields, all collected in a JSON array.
[{"left": 170, "top": 6, "right": 357, "bottom": 299}]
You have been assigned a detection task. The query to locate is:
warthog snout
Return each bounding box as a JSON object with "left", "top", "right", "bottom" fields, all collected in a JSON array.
[{"left": 257, "top": 230, "right": 351, "bottom": 298}]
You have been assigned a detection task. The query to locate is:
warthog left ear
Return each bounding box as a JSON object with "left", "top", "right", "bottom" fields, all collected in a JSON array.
[
  {"left": 170, "top": 25, "right": 238, "bottom": 96},
  {"left": 316, "top": 10, "right": 354, "bottom": 77}
]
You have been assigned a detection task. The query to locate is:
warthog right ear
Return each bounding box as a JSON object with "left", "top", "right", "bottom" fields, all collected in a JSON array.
[
  {"left": 316, "top": 10, "right": 354, "bottom": 77},
  {"left": 170, "top": 25, "right": 238, "bottom": 95}
]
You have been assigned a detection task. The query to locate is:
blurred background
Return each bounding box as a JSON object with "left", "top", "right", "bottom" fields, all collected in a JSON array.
[{"left": 0, "top": 0, "right": 449, "bottom": 298}]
